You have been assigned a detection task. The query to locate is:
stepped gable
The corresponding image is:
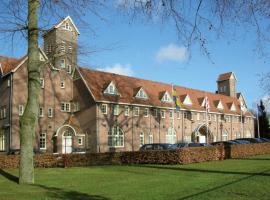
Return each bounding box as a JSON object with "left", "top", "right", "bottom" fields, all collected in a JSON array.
[{"left": 79, "top": 67, "right": 252, "bottom": 116}]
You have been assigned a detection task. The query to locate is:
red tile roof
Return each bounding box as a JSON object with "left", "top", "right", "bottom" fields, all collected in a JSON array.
[
  {"left": 217, "top": 72, "right": 233, "bottom": 82},
  {"left": 79, "top": 67, "right": 252, "bottom": 117},
  {"left": 0, "top": 56, "right": 22, "bottom": 75}
]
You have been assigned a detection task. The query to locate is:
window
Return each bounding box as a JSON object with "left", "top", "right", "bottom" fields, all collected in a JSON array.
[
  {"left": 68, "top": 45, "right": 72, "bottom": 52},
  {"left": 40, "top": 78, "right": 44, "bottom": 89},
  {"left": 65, "top": 22, "right": 70, "bottom": 30},
  {"left": 134, "top": 107, "right": 139, "bottom": 116},
  {"left": 104, "top": 82, "right": 118, "bottom": 95},
  {"left": 0, "top": 107, "right": 6, "bottom": 119},
  {"left": 227, "top": 116, "right": 231, "bottom": 123},
  {"left": 135, "top": 88, "right": 148, "bottom": 99},
  {"left": 67, "top": 65, "right": 72, "bottom": 74},
  {"left": 140, "top": 132, "right": 144, "bottom": 146},
  {"left": 197, "top": 113, "right": 200, "bottom": 120},
  {"left": 208, "top": 114, "right": 211, "bottom": 121},
  {"left": 161, "top": 92, "right": 172, "bottom": 102},
  {"left": 48, "top": 108, "right": 53, "bottom": 118},
  {"left": 169, "top": 110, "right": 173, "bottom": 119},
  {"left": 78, "top": 137, "right": 83, "bottom": 145},
  {"left": 61, "top": 102, "right": 70, "bottom": 112},
  {"left": 60, "top": 44, "right": 65, "bottom": 53},
  {"left": 113, "top": 105, "right": 119, "bottom": 116},
  {"left": 213, "top": 114, "right": 217, "bottom": 122},
  {"left": 149, "top": 134, "right": 153, "bottom": 144},
  {"left": 124, "top": 106, "right": 129, "bottom": 116},
  {"left": 153, "top": 109, "right": 158, "bottom": 118},
  {"left": 60, "top": 80, "right": 65, "bottom": 88},
  {"left": 222, "top": 130, "right": 228, "bottom": 141},
  {"left": 39, "top": 132, "right": 46, "bottom": 149},
  {"left": 60, "top": 59, "right": 65, "bottom": 69},
  {"left": 223, "top": 85, "right": 227, "bottom": 92},
  {"left": 46, "top": 44, "right": 52, "bottom": 54},
  {"left": 108, "top": 126, "right": 124, "bottom": 147},
  {"left": 7, "top": 79, "right": 10, "bottom": 87},
  {"left": 184, "top": 112, "right": 188, "bottom": 119},
  {"left": 144, "top": 108, "right": 149, "bottom": 117},
  {"left": 0, "top": 130, "right": 5, "bottom": 151},
  {"left": 39, "top": 107, "right": 44, "bottom": 117},
  {"left": 161, "top": 110, "right": 165, "bottom": 118},
  {"left": 19, "top": 105, "right": 24, "bottom": 116},
  {"left": 101, "top": 104, "right": 107, "bottom": 114},
  {"left": 166, "top": 128, "right": 176, "bottom": 144},
  {"left": 74, "top": 102, "right": 80, "bottom": 112},
  {"left": 177, "top": 111, "right": 181, "bottom": 119}
]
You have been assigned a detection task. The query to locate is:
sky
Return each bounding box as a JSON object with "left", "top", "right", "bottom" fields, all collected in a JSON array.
[{"left": 1, "top": 2, "right": 269, "bottom": 110}]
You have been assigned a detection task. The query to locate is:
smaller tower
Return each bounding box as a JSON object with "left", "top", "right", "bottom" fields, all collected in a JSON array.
[
  {"left": 217, "top": 72, "right": 237, "bottom": 97},
  {"left": 43, "top": 16, "right": 80, "bottom": 72}
]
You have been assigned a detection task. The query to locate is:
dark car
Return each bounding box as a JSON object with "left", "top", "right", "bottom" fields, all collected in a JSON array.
[
  {"left": 260, "top": 138, "right": 270, "bottom": 142},
  {"left": 211, "top": 140, "right": 238, "bottom": 146},
  {"left": 139, "top": 143, "right": 172, "bottom": 151},
  {"left": 236, "top": 138, "right": 264, "bottom": 144},
  {"left": 170, "top": 142, "right": 207, "bottom": 149}
]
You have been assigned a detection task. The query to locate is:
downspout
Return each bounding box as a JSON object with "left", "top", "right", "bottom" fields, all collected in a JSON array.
[
  {"left": 131, "top": 106, "right": 134, "bottom": 151},
  {"left": 96, "top": 103, "right": 100, "bottom": 153}
]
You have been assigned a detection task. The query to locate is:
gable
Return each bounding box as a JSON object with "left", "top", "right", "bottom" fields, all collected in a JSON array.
[
  {"left": 54, "top": 16, "right": 80, "bottom": 35},
  {"left": 217, "top": 100, "right": 224, "bottom": 110},
  {"left": 161, "top": 91, "right": 172, "bottom": 103},
  {"left": 104, "top": 82, "right": 118, "bottom": 95},
  {"left": 183, "top": 95, "right": 192, "bottom": 105},
  {"left": 230, "top": 103, "right": 236, "bottom": 111},
  {"left": 135, "top": 87, "right": 148, "bottom": 99}
]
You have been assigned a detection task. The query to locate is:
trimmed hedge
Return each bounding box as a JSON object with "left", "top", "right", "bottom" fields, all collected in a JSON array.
[{"left": 1, "top": 143, "right": 270, "bottom": 169}]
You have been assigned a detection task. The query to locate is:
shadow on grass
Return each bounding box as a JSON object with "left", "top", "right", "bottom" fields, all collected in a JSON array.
[
  {"left": 234, "top": 158, "right": 270, "bottom": 161},
  {"left": 134, "top": 165, "right": 270, "bottom": 177},
  {"left": 0, "top": 169, "right": 109, "bottom": 200}
]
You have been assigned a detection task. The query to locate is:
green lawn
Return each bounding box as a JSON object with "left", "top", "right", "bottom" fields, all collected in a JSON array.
[{"left": 1, "top": 155, "right": 270, "bottom": 200}]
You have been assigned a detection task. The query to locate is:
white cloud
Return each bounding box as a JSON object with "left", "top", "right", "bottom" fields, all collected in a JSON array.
[
  {"left": 96, "top": 63, "right": 134, "bottom": 76},
  {"left": 155, "top": 43, "right": 188, "bottom": 63}
]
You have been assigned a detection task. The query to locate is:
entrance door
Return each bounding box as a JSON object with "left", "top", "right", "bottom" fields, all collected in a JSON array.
[
  {"left": 199, "top": 135, "right": 206, "bottom": 143},
  {"left": 62, "top": 135, "right": 72, "bottom": 154}
]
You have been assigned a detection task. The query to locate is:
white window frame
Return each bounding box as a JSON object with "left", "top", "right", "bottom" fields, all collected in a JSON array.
[
  {"left": 197, "top": 113, "right": 200, "bottom": 120},
  {"left": 67, "top": 64, "right": 72, "bottom": 74},
  {"left": 149, "top": 133, "right": 153, "bottom": 144},
  {"left": 144, "top": 108, "right": 149, "bottom": 117},
  {"left": 169, "top": 110, "right": 173, "bottom": 119},
  {"left": 48, "top": 108, "right": 53, "bottom": 118},
  {"left": 61, "top": 102, "right": 71, "bottom": 112},
  {"left": 135, "top": 88, "right": 148, "bottom": 99},
  {"left": 140, "top": 132, "right": 144, "bottom": 147},
  {"left": 39, "top": 132, "right": 46, "bottom": 150},
  {"left": 153, "top": 109, "right": 158, "bottom": 118},
  {"left": 19, "top": 105, "right": 24, "bottom": 116},
  {"left": 39, "top": 107, "right": 44, "bottom": 117},
  {"left": 161, "top": 91, "right": 172, "bottom": 103},
  {"left": 0, "top": 130, "right": 5, "bottom": 151},
  {"left": 100, "top": 104, "right": 107, "bottom": 115},
  {"left": 104, "top": 82, "right": 118, "bottom": 95},
  {"left": 40, "top": 78, "right": 45, "bottom": 89},
  {"left": 60, "top": 80, "right": 65, "bottom": 88},
  {"left": 177, "top": 111, "right": 181, "bottom": 119},
  {"left": 113, "top": 105, "right": 119, "bottom": 116},
  {"left": 124, "top": 106, "right": 129, "bottom": 116},
  {"left": 161, "top": 110, "right": 165, "bottom": 118},
  {"left": 134, "top": 107, "right": 139, "bottom": 116},
  {"left": 78, "top": 137, "right": 83, "bottom": 146},
  {"left": 108, "top": 126, "right": 124, "bottom": 147},
  {"left": 60, "top": 59, "right": 65, "bottom": 69}
]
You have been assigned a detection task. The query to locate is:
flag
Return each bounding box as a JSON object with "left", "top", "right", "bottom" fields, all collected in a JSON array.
[
  {"left": 204, "top": 96, "right": 210, "bottom": 112},
  {"left": 240, "top": 101, "right": 245, "bottom": 111},
  {"left": 172, "top": 86, "right": 181, "bottom": 111}
]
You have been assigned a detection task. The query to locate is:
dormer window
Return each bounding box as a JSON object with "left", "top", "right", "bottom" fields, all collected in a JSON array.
[
  {"left": 104, "top": 82, "right": 118, "bottom": 95},
  {"left": 230, "top": 103, "right": 236, "bottom": 111},
  {"left": 135, "top": 88, "right": 148, "bottom": 99},
  {"left": 161, "top": 91, "right": 172, "bottom": 103},
  {"left": 217, "top": 100, "right": 224, "bottom": 110},
  {"left": 183, "top": 95, "right": 192, "bottom": 105}
]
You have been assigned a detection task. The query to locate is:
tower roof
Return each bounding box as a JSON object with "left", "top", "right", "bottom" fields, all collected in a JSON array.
[{"left": 217, "top": 72, "right": 237, "bottom": 82}]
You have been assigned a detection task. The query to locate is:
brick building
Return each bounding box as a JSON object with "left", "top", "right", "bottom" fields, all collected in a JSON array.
[{"left": 0, "top": 16, "right": 254, "bottom": 154}]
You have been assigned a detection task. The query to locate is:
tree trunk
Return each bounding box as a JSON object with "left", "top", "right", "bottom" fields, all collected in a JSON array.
[{"left": 19, "top": 0, "right": 40, "bottom": 184}]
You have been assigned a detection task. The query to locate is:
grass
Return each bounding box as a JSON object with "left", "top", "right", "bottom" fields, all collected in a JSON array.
[{"left": 1, "top": 155, "right": 270, "bottom": 200}]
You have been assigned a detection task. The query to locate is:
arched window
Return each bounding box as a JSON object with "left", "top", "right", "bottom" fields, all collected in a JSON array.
[
  {"left": 140, "top": 132, "right": 144, "bottom": 146},
  {"left": 166, "top": 128, "right": 176, "bottom": 144},
  {"left": 108, "top": 126, "right": 124, "bottom": 147}
]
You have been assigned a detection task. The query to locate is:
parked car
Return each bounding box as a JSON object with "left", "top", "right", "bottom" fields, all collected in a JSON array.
[
  {"left": 139, "top": 143, "right": 172, "bottom": 151},
  {"left": 170, "top": 142, "right": 208, "bottom": 149},
  {"left": 211, "top": 141, "right": 238, "bottom": 146},
  {"left": 236, "top": 138, "right": 264, "bottom": 144},
  {"left": 233, "top": 139, "right": 251, "bottom": 144},
  {"left": 260, "top": 138, "right": 270, "bottom": 142}
]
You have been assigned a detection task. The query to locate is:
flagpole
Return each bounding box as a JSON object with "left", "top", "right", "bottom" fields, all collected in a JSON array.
[
  {"left": 256, "top": 104, "right": 260, "bottom": 138},
  {"left": 240, "top": 105, "right": 243, "bottom": 138},
  {"left": 206, "top": 101, "right": 208, "bottom": 145},
  {"left": 171, "top": 84, "right": 175, "bottom": 143}
]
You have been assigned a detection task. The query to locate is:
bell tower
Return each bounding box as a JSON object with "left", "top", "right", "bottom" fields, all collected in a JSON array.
[
  {"left": 217, "top": 72, "right": 237, "bottom": 97},
  {"left": 43, "top": 16, "right": 79, "bottom": 73}
]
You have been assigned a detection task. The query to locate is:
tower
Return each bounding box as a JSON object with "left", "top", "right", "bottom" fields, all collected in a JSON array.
[
  {"left": 43, "top": 16, "right": 79, "bottom": 73},
  {"left": 217, "top": 72, "right": 237, "bottom": 97}
]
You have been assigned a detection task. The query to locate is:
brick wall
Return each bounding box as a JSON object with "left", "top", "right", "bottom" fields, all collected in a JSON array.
[{"left": 1, "top": 143, "right": 270, "bottom": 169}]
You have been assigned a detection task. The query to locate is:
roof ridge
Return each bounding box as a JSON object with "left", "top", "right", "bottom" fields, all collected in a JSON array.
[{"left": 79, "top": 66, "right": 239, "bottom": 101}]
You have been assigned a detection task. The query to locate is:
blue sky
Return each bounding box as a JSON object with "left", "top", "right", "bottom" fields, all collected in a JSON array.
[{"left": 0, "top": 3, "right": 269, "bottom": 109}]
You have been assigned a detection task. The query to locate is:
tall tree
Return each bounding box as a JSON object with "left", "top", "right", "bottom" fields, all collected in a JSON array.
[
  {"left": 255, "top": 100, "right": 270, "bottom": 138},
  {"left": 19, "top": 0, "right": 40, "bottom": 184}
]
